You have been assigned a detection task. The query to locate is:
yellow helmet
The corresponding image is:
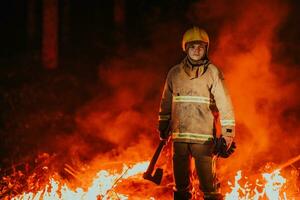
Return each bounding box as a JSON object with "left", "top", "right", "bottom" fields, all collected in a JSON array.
[{"left": 182, "top": 27, "right": 209, "bottom": 51}]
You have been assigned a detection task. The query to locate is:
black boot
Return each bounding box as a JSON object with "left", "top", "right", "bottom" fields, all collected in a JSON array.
[
  {"left": 174, "top": 191, "right": 192, "bottom": 200},
  {"left": 203, "top": 192, "right": 224, "bottom": 200}
]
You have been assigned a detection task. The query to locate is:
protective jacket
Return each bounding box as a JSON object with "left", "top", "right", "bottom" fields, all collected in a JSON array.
[{"left": 158, "top": 57, "right": 235, "bottom": 144}]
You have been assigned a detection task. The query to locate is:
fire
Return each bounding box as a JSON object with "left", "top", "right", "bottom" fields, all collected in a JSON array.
[
  {"left": 2, "top": 156, "right": 299, "bottom": 199},
  {"left": 263, "top": 170, "right": 286, "bottom": 200},
  {"left": 225, "top": 155, "right": 300, "bottom": 200},
  {"left": 10, "top": 161, "right": 151, "bottom": 200},
  {"left": 224, "top": 169, "right": 293, "bottom": 200}
]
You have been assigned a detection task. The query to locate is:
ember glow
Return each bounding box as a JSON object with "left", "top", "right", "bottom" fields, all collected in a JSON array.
[{"left": 10, "top": 161, "right": 151, "bottom": 200}]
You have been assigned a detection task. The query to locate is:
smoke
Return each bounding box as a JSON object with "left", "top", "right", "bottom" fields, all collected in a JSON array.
[
  {"left": 76, "top": 60, "right": 159, "bottom": 145},
  {"left": 2, "top": 2, "right": 299, "bottom": 199},
  {"left": 57, "top": 0, "right": 300, "bottom": 180},
  {"left": 72, "top": 23, "right": 184, "bottom": 163},
  {"left": 188, "top": 0, "right": 300, "bottom": 175}
]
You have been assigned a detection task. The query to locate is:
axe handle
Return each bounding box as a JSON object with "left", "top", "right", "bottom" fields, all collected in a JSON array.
[{"left": 145, "top": 140, "right": 166, "bottom": 175}]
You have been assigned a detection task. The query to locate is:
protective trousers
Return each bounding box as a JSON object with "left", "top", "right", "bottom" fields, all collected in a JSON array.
[{"left": 173, "top": 142, "right": 223, "bottom": 200}]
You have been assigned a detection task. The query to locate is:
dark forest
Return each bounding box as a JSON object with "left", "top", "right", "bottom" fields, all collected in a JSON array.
[{"left": 1, "top": 0, "right": 300, "bottom": 199}]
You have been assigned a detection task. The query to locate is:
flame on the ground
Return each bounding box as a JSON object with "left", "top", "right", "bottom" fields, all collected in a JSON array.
[
  {"left": 11, "top": 161, "right": 152, "bottom": 200},
  {"left": 224, "top": 169, "right": 292, "bottom": 200},
  {"left": 5, "top": 160, "right": 299, "bottom": 200}
]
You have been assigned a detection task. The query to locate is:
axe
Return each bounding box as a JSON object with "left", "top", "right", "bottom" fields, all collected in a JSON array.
[{"left": 143, "top": 139, "right": 168, "bottom": 185}]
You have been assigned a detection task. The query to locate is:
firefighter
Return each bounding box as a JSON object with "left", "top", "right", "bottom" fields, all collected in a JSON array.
[{"left": 158, "top": 27, "right": 235, "bottom": 200}]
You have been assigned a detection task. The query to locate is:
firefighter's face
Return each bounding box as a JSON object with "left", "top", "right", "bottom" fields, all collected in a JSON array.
[{"left": 187, "top": 43, "right": 206, "bottom": 61}]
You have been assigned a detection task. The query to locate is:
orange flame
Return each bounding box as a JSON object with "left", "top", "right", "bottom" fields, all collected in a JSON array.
[
  {"left": 11, "top": 161, "right": 151, "bottom": 200},
  {"left": 225, "top": 169, "right": 291, "bottom": 200}
]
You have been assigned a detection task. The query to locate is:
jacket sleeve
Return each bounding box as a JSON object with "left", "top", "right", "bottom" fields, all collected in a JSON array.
[
  {"left": 211, "top": 68, "right": 235, "bottom": 138},
  {"left": 158, "top": 71, "right": 173, "bottom": 133}
]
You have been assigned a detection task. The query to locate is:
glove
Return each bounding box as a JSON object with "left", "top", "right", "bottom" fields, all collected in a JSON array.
[
  {"left": 219, "top": 141, "right": 236, "bottom": 158},
  {"left": 158, "top": 120, "right": 170, "bottom": 140},
  {"left": 223, "top": 136, "right": 234, "bottom": 148},
  {"left": 159, "top": 129, "right": 170, "bottom": 140},
  {"left": 213, "top": 136, "right": 236, "bottom": 158}
]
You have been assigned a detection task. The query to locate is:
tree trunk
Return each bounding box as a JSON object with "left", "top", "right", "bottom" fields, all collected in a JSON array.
[
  {"left": 61, "top": 0, "right": 70, "bottom": 46},
  {"left": 114, "top": 0, "right": 125, "bottom": 41},
  {"left": 114, "top": 0, "right": 125, "bottom": 27},
  {"left": 42, "top": 0, "right": 58, "bottom": 69},
  {"left": 27, "top": 0, "right": 36, "bottom": 44}
]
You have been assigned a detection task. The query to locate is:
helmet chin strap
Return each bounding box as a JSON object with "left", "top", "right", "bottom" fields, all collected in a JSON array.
[{"left": 187, "top": 54, "right": 208, "bottom": 67}]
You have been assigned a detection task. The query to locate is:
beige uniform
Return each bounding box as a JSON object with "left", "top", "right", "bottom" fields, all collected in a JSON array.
[{"left": 158, "top": 58, "right": 235, "bottom": 143}]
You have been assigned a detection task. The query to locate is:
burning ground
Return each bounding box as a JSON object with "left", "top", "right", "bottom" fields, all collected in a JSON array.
[{"left": 1, "top": 0, "right": 300, "bottom": 199}]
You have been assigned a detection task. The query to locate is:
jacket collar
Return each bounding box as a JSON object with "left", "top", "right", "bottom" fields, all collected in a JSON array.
[{"left": 182, "top": 56, "right": 210, "bottom": 79}]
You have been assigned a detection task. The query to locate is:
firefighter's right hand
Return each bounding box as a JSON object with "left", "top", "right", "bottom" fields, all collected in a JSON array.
[
  {"left": 159, "top": 130, "right": 169, "bottom": 140},
  {"left": 158, "top": 120, "right": 170, "bottom": 140}
]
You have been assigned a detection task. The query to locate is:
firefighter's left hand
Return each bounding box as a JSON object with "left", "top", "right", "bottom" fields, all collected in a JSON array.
[
  {"left": 220, "top": 141, "right": 236, "bottom": 158},
  {"left": 213, "top": 136, "right": 236, "bottom": 158},
  {"left": 223, "top": 136, "right": 234, "bottom": 148}
]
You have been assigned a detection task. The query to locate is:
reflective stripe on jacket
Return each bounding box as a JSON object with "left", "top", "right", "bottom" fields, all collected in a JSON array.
[{"left": 158, "top": 58, "right": 235, "bottom": 143}]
